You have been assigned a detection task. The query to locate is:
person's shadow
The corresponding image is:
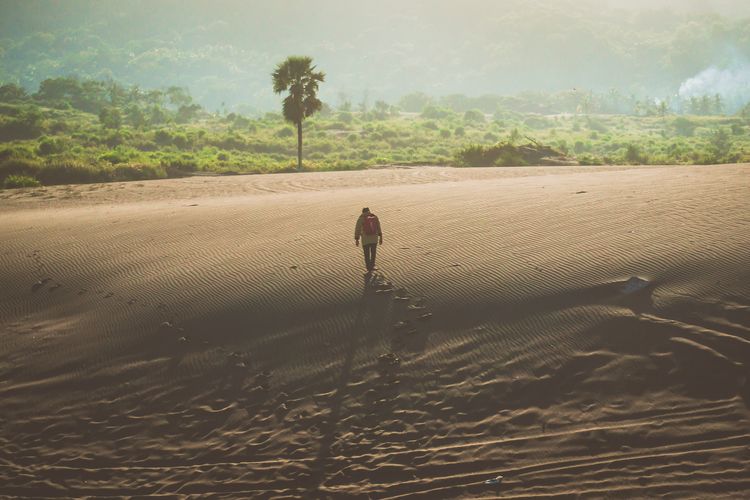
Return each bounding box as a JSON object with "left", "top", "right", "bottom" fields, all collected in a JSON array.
[{"left": 306, "top": 271, "right": 393, "bottom": 493}]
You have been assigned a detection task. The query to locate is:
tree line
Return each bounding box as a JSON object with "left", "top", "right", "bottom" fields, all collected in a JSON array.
[{"left": 0, "top": 77, "right": 204, "bottom": 134}]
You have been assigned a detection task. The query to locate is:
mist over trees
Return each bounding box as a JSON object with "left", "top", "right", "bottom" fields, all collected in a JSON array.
[{"left": 1, "top": 0, "right": 749, "bottom": 113}]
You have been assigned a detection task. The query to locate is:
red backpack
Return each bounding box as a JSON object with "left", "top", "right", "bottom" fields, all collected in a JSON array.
[{"left": 363, "top": 214, "right": 379, "bottom": 235}]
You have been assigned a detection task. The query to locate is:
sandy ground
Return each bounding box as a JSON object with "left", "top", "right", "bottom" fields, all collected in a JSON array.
[{"left": 1, "top": 164, "right": 749, "bottom": 498}]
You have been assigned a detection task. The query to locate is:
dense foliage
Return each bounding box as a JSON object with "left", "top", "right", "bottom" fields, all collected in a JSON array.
[{"left": 0, "top": 77, "right": 748, "bottom": 187}]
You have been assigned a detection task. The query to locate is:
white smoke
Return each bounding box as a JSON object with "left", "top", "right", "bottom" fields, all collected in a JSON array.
[{"left": 678, "top": 64, "right": 750, "bottom": 112}]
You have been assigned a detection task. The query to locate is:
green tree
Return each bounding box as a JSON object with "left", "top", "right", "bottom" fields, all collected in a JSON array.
[
  {"left": 0, "top": 105, "right": 43, "bottom": 140},
  {"left": 148, "top": 105, "right": 169, "bottom": 126},
  {"left": 0, "top": 83, "right": 28, "bottom": 102},
  {"left": 271, "top": 56, "right": 325, "bottom": 170},
  {"left": 99, "top": 106, "right": 122, "bottom": 129},
  {"left": 709, "top": 128, "right": 731, "bottom": 160},
  {"left": 422, "top": 105, "right": 453, "bottom": 120},
  {"left": 126, "top": 105, "right": 146, "bottom": 128},
  {"left": 399, "top": 92, "right": 432, "bottom": 113},
  {"left": 672, "top": 117, "right": 696, "bottom": 136},
  {"left": 371, "top": 100, "right": 392, "bottom": 120},
  {"left": 713, "top": 93, "right": 724, "bottom": 115},
  {"left": 175, "top": 103, "right": 202, "bottom": 123},
  {"left": 699, "top": 95, "right": 712, "bottom": 115},
  {"left": 740, "top": 102, "right": 750, "bottom": 122},
  {"left": 657, "top": 100, "right": 668, "bottom": 119},
  {"left": 463, "top": 109, "right": 486, "bottom": 123},
  {"left": 509, "top": 127, "right": 521, "bottom": 144},
  {"left": 166, "top": 86, "right": 193, "bottom": 108}
]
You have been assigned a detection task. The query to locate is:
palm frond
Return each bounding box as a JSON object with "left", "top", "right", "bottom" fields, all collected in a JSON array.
[{"left": 274, "top": 57, "right": 325, "bottom": 118}]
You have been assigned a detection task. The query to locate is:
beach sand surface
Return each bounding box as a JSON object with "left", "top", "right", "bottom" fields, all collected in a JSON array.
[{"left": 1, "top": 164, "right": 750, "bottom": 497}]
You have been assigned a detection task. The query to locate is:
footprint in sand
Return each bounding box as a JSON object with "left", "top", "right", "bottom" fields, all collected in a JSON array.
[
  {"left": 378, "top": 353, "right": 400, "bottom": 370},
  {"left": 31, "top": 277, "right": 51, "bottom": 292},
  {"left": 367, "top": 272, "right": 394, "bottom": 294}
]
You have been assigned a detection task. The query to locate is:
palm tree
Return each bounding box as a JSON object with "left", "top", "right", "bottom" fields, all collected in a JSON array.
[{"left": 272, "top": 56, "right": 325, "bottom": 170}]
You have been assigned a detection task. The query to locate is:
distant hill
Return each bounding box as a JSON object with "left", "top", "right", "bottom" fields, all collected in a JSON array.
[{"left": 1, "top": 0, "right": 749, "bottom": 111}]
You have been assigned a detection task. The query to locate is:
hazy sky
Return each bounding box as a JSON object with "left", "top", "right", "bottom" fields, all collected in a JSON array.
[{"left": 1, "top": 0, "right": 749, "bottom": 111}]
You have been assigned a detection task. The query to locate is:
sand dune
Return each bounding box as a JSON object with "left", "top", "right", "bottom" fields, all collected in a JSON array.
[{"left": 1, "top": 164, "right": 749, "bottom": 497}]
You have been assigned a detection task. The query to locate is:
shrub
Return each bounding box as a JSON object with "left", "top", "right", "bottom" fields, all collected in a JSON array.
[
  {"left": 212, "top": 134, "right": 247, "bottom": 150},
  {"left": 0, "top": 144, "right": 35, "bottom": 161},
  {"left": 578, "top": 154, "right": 603, "bottom": 166},
  {"left": 112, "top": 163, "right": 167, "bottom": 181},
  {"left": 37, "top": 136, "right": 65, "bottom": 156},
  {"left": 0, "top": 106, "right": 44, "bottom": 140},
  {"left": 276, "top": 126, "right": 295, "bottom": 138},
  {"left": 154, "top": 129, "right": 172, "bottom": 145},
  {"left": 161, "top": 157, "right": 198, "bottom": 174},
  {"left": 624, "top": 144, "right": 646, "bottom": 164},
  {"left": 337, "top": 111, "right": 354, "bottom": 123},
  {"left": 48, "top": 120, "right": 68, "bottom": 134},
  {"left": 0, "top": 158, "right": 41, "bottom": 182},
  {"left": 586, "top": 117, "right": 608, "bottom": 133},
  {"left": 0, "top": 83, "right": 28, "bottom": 102},
  {"left": 456, "top": 140, "right": 562, "bottom": 167},
  {"left": 708, "top": 128, "right": 732, "bottom": 161},
  {"left": 102, "top": 130, "right": 126, "bottom": 148},
  {"left": 421, "top": 105, "right": 453, "bottom": 120},
  {"left": 523, "top": 115, "right": 551, "bottom": 129},
  {"left": 455, "top": 144, "right": 488, "bottom": 166},
  {"left": 134, "top": 139, "right": 158, "bottom": 151},
  {"left": 0, "top": 103, "right": 21, "bottom": 116},
  {"left": 98, "top": 107, "right": 122, "bottom": 129},
  {"left": 464, "top": 109, "right": 485, "bottom": 123},
  {"left": 171, "top": 133, "right": 192, "bottom": 150},
  {"left": 3, "top": 174, "right": 41, "bottom": 188},
  {"left": 38, "top": 159, "right": 107, "bottom": 184},
  {"left": 323, "top": 121, "right": 347, "bottom": 131},
  {"left": 99, "top": 147, "right": 139, "bottom": 164},
  {"left": 672, "top": 117, "right": 696, "bottom": 137}
]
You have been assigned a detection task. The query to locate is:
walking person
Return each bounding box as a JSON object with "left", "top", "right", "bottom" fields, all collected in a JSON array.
[{"left": 354, "top": 207, "right": 383, "bottom": 273}]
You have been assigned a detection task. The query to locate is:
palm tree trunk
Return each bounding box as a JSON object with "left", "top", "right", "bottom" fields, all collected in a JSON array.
[{"left": 296, "top": 120, "right": 302, "bottom": 171}]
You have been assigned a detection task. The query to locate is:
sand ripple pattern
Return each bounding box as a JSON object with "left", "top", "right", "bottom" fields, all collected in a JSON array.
[{"left": 1, "top": 164, "right": 749, "bottom": 496}]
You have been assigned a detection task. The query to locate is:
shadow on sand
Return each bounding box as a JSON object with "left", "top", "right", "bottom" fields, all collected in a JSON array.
[{"left": 306, "top": 271, "right": 392, "bottom": 494}]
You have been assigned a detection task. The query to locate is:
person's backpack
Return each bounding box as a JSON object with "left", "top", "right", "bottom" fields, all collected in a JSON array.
[{"left": 363, "top": 214, "right": 379, "bottom": 235}]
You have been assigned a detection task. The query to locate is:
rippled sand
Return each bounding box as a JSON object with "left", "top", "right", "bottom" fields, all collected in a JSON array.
[{"left": 1, "top": 164, "right": 749, "bottom": 497}]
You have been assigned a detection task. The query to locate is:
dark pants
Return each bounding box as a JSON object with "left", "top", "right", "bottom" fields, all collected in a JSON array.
[{"left": 363, "top": 243, "right": 377, "bottom": 271}]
